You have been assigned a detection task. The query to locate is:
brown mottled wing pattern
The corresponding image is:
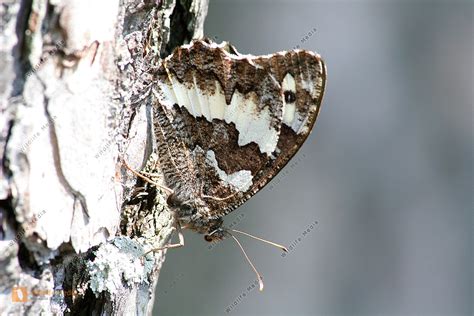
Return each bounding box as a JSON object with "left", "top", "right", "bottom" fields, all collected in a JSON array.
[{"left": 154, "top": 39, "right": 326, "bottom": 220}]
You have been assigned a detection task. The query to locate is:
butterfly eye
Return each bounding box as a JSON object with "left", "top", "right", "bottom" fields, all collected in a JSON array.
[
  {"left": 204, "top": 235, "right": 213, "bottom": 242},
  {"left": 284, "top": 90, "right": 296, "bottom": 103},
  {"left": 180, "top": 203, "right": 192, "bottom": 211},
  {"left": 166, "top": 193, "right": 180, "bottom": 207}
]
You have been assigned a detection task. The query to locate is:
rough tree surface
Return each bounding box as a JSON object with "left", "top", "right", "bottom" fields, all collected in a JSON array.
[{"left": 0, "top": 0, "right": 208, "bottom": 314}]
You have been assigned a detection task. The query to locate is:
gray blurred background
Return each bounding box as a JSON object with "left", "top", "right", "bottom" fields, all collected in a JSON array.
[{"left": 153, "top": 1, "right": 472, "bottom": 315}]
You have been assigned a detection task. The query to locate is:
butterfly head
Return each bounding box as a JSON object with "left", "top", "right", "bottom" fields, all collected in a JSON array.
[{"left": 204, "top": 226, "right": 228, "bottom": 243}]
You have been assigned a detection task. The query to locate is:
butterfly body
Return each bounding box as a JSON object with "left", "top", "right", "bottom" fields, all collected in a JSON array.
[{"left": 151, "top": 39, "right": 326, "bottom": 242}]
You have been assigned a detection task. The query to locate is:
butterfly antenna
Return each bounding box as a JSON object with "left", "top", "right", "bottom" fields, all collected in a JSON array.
[
  {"left": 228, "top": 233, "right": 265, "bottom": 291},
  {"left": 231, "top": 229, "right": 288, "bottom": 252}
]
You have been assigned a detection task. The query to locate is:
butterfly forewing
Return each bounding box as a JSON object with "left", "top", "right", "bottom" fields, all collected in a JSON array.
[{"left": 154, "top": 39, "right": 326, "bottom": 220}]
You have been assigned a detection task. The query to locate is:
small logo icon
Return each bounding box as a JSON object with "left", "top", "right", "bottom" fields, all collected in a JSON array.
[{"left": 12, "top": 286, "right": 28, "bottom": 303}]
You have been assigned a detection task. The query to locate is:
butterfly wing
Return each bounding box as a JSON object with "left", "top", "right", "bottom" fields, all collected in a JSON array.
[{"left": 154, "top": 39, "right": 326, "bottom": 219}]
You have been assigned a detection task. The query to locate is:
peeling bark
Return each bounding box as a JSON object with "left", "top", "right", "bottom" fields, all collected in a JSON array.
[{"left": 0, "top": 0, "right": 208, "bottom": 314}]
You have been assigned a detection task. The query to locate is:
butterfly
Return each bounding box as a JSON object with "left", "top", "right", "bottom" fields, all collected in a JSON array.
[{"left": 129, "top": 38, "right": 326, "bottom": 289}]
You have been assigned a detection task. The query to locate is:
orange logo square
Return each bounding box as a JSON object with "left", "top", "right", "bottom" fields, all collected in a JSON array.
[{"left": 12, "top": 286, "right": 28, "bottom": 303}]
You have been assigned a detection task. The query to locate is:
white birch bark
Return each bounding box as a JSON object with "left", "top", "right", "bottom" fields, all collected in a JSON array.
[{"left": 0, "top": 0, "right": 208, "bottom": 314}]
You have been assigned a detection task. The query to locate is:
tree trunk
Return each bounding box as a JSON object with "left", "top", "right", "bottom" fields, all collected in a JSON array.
[{"left": 0, "top": 0, "right": 208, "bottom": 314}]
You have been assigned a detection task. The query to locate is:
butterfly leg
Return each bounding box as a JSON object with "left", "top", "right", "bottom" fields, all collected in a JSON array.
[
  {"left": 143, "top": 221, "right": 184, "bottom": 255},
  {"left": 139, "top": 170, "right": 163, "bottom": 178},
  {"left": 121, "top": 157, "right": 174, "bottom": 194},
  {"left": 202, "top": 192, "right": 238, "bottom": 202}
]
